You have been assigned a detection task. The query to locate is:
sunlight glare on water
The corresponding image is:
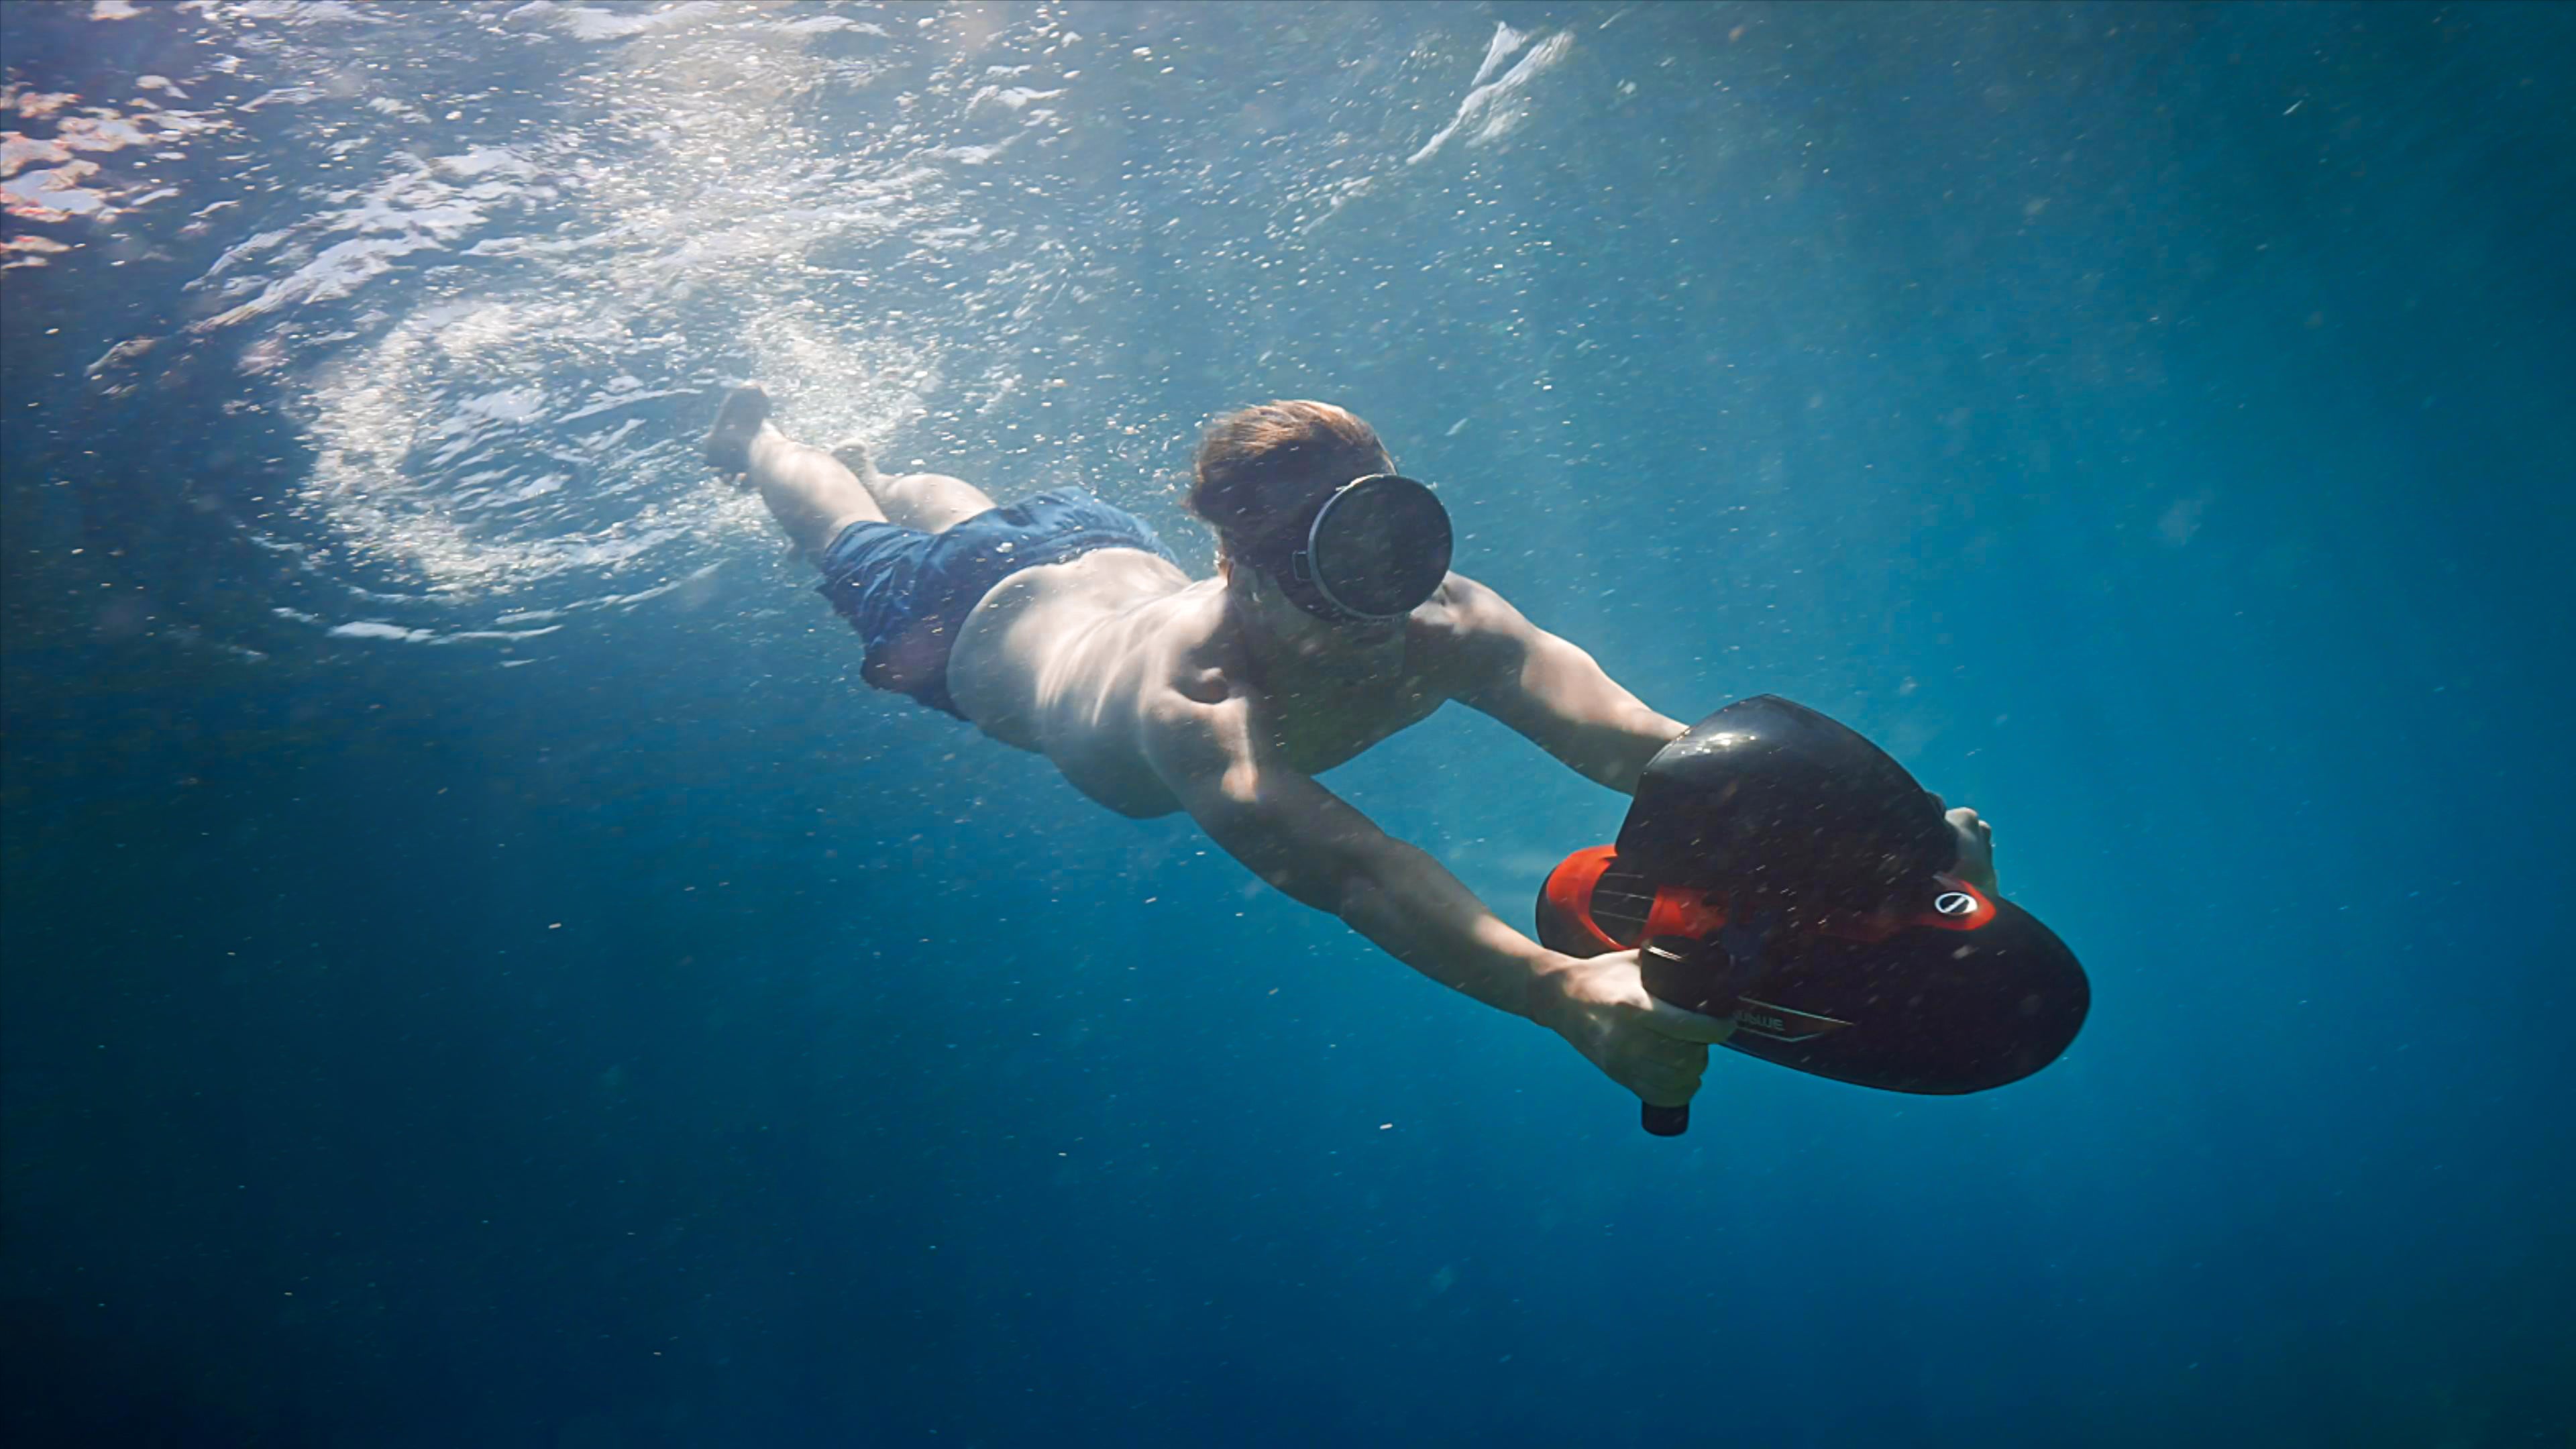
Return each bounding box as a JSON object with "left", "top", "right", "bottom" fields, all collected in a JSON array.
[
  {"left": 205, "top": 3, "right": 1000, "bottom": 610},
  {"left": 106, "top": 1, "right": 1469, "bottom": 633},
  {"left": 16, "top": 1, "right": 1580, "bottom": 649}
]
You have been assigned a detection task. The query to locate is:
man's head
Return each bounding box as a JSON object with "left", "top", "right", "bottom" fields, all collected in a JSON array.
[
  {"left": 1188, "top": 401, "right": 1452, "bottom": 638},
  {"left": 1188, "top": 400, "right": 1396, "bottom": 568}
]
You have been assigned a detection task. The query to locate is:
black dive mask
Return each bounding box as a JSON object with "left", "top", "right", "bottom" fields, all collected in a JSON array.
[{"left": 1263, "top": 474, "right": 1453, "bottom": 625}]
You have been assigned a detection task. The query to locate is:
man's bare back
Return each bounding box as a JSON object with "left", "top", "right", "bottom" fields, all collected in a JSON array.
[{"left": 708, "top": 389, "right": 1996, "bottom": 1115}]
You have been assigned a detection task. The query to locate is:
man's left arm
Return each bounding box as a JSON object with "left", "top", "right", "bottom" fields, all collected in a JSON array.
[{"left": 1441, "top": 576, "right": 1686, "bottom": 794}]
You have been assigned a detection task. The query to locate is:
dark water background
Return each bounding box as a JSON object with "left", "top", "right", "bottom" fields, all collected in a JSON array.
[{"left": 5, "top": 2, "right": 2571, "bottom": 1444}]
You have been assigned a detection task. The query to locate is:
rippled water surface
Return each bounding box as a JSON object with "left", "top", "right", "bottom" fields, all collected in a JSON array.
[{"left": 10, "top": 1, "right": 1617, "bottom": 646}]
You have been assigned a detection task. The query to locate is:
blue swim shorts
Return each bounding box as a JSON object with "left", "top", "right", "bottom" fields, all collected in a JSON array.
[{"left": 814, "top": 486, "right": 1184, "bottom": 718}]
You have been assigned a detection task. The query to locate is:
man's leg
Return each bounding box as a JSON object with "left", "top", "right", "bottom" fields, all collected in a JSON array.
[
  {"left": 708, "top": 386, "right": 883, "bottom": 557},
  {"left": 709, "top": 385, "right": 1000, "bottom": 547},
  {"left": 707, "top": 386, "right": 1003, "bottom": 700},
  {"left": 832, "top": 441, "right": 998, "bottom": 535}
]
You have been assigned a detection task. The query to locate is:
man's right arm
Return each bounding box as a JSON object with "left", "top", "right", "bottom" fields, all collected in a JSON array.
[{"left": 1138, "top": 690, "right": 1728, "bottom": 1106}]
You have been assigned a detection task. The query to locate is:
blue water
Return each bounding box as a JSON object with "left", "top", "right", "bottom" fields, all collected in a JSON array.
[{"left": 4, "top": 3, "right": 2571, "bottom": 1445}]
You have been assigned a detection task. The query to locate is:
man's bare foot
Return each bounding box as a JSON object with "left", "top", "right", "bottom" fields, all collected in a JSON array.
[
  {"left": 828, "top": 437, "right": 883, "bottom": 489},
  {"left": 704, "top": 385, "right": 773, "bottom": 476}
]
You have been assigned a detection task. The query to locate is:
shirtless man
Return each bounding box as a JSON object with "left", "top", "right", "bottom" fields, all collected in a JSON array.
[{"left": 707, "top": 388, "right": 1994, "bottom": 1112}]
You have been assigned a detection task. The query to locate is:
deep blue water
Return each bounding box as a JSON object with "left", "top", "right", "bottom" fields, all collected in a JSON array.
[{"left": 4, "top": 2, "right": 2572, "bottom": 1445}]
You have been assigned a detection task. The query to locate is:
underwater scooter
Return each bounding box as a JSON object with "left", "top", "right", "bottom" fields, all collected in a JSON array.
[{"left": 1534, "top": 696, "right": 2090, "bottom": 1136}]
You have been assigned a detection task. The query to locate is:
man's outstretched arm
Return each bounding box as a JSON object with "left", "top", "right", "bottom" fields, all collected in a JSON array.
[
  {"left": 1440, "top": 576, "right": 1686, "bottom": 794},
  {"left": 1444, "top": 576, "right": 2005, "bottom": 890},
  {"left": 1139, "top": 690, "right": 1727, "bottom": 1106}
]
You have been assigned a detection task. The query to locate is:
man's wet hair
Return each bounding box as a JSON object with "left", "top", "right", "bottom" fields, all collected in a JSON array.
[{"left": 1187, "top": 400, "right": 1393, "bottom": 564}]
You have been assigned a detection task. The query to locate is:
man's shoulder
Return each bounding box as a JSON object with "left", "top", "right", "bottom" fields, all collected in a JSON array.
[
  {"left": 1424, "top": 572, "right": 1532, "bottom": 631},
  {"left": 1413, "top": 573, "right": 1540, "bottom": 680}
]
